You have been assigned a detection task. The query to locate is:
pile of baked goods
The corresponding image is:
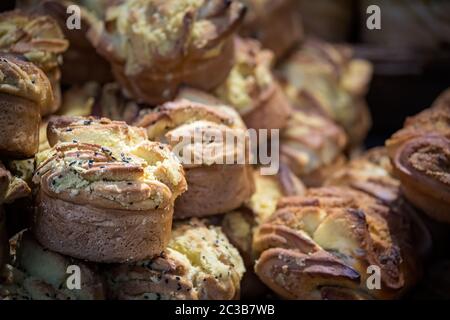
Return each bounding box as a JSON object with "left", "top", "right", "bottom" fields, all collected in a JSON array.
[{"left": 0, "top": 0, "right": 448, "bottom": 300}]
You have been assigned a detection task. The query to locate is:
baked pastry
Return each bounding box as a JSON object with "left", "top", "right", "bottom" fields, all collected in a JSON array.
[
  {"left": 57, "top": 82, "right": 100, "bottom": 117},
  {"left": 99, "top": 83, "right": 141, "bottom": 124},
  {"left": 0, "top": 162, "right": 31, "bottom": 205},
  {"left": 280, "top": 109, "right": 347, "bottom": 187},
  {"left": 386, "top": 93, "right": 450, "bottom": 223},
  {"left": 135, "top": 99, "right": 254, "bottom": 219},
  {"left": 215, "top": 37, "right": 292, "bottom": 131},
  {"left": 253, "top": 187, "right": 419, "bottom": 300},
  {"left": 0, "top": 230, "right": 105, "bottom": 300},
  {"left": 239, "top": 0, "right": 303, "bottom": 61},
  {"left": 105, "top": 219, "right": 245, "bottom": 300},
  {"left": 87, "top": 0, "right": 246, "bottom": 105},
  {"left": 278, "top": 40, "right": 373, "bottom": 148},
  {"left": 297, "top": 0, "right": 353, "bottom": 42},
  {"left": 0, "top": 10, "right": 68, "bottom": 115},
  {"left": 0, "top": 54, "right": 54, "bottom": 158},
  {"left": 32, "top": 118, "right": 187, "bottom": 262}
]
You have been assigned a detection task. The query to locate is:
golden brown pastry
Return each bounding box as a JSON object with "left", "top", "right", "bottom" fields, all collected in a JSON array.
[
  {"left": 0, "top": 230, "right": 106, "bottom": 300},
  {"left": 278, "top": 40, "right": 373, "bottom": 148},
  {"left": 386, "top": 93, "right": 450, "bottom": 223},
  {"left": 57, "top": 82, "right": 100, "bottom": 117},
  {"left": 87, "top": 0, "right": 246, "bottom": 105},
  {"left": 0, "top": 54, "right": 54, "bottom": 158},
  {"left": 253, "top": 187, "right": 419, "bottom": 300},
  {"left": 135, "top": 100, "right": 254, "bottom": 219},
  {"left": 215, "top": 37, "right": 292, "bottom": 131},
  {"left": 0, "top": 10, "right": 68, "bottom": 115},
  {"left": 32, "top": 117, "right": 187, "bottom": 262},
  {"left": 0, "top": 162, "right": 31, "bottom": 206},
  {"left": 280, "top": 109, "right": 347, "bottom": 187},
  {"left": 105, "top": 219, "right": 245, "bottom": 300},
  {"left": 239, "top": 0, "right": 303, "bottom": 61}
]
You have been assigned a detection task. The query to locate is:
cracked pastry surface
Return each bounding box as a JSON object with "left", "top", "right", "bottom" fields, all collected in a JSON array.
[
  {"left": 253, "top": 187, "right": 418, "bottom": 300},
  {"left": 0, "top": 231, "right": 105, "bottom": 300},
  {"left": 0, "top": 54, "right": 53, "bottom": 158},
  {"left": 0, "top": 10, "right": 68, "bottom": 115},
  {"left": 32, "top": 117, "right": 187, "bottom": 262},
  {"left": 105, "top": 219, "right": 245, "bottom": 300},
  {"left": 87, "top": 0, "right": 246, "bottom": 105},
  {"left": 215, "top": 37, "right": 292, "bottom": 130},
  {"left": 280, "top": 109, "right": 347, "bottom": 187},
  {"left": 135, "top": 99, "right": 254, "bottom": 218},
  {"left": 278, "top": 40, "right": 372, "bottom": 148}
]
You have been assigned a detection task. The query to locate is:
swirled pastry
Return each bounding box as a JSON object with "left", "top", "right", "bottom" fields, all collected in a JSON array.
[
  {"left": 215, "top": 37, "right": 292, "bottom": 131},
  {"left": 105, "top": 219, "right": 245, "bottom": 300},
  {"left": 87, "top": 0, "right": 245, "bottom": 105},
  {"left": 0, "top": 231, "right": 105, "bottom": 300},
  {"left": 278, "top": 40, "right": 373, "bottom": 148},
  {"left": 0, "top": 55, "right": 54, "bottom": 158},
  {"left": 280, "top": 110, "right": 347, "bottom": 187},
  {"left": 239, "top": 0, "right": 303, "bottom": 61},
  {"left": 32, "top": 118, "right": 187, "bottom": 262},
  {"left": 253, "top": 187, "right": 418, "bottom": 300},
  {"left": 0, "top": 10, "right": 68, "bottom": 115},
  {"left": 135, "top": 100, "right": 254, "bottom": 218}
]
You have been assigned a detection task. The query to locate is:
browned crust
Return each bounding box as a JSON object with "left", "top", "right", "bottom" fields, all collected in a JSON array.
[
  {"left": 239, "top": 0, "right": 303, "bottom": 61},
  {"left": 33, "top": 188, "right": 173, "bottom": 263},
  {"left": 175, "top": 162, "right": 255, "bottom": 218},
  {"left": 0, "top": 92, "right": 40, "bottom": 158},
  {"left": 392, "top": 135, "right": 450, "bottom": 223},
  {"left": 253, "top": 187, "right": 418, "bottom": 300}
]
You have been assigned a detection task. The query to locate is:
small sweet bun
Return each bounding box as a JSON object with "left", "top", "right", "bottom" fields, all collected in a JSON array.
[
  {"left": 32, "top": 139, "right": 187, "bottom": 263},
  {"left": 253, "top": 187, "right": 419, "bottom": 300},
  {"left": 280, "top": 109, "right": 347, "bottom": 187},
  {"left": 278, "top": 40, "right": 373, "bottom": 148},
  {"left": 0, "top": 230, "right": 106, "bottom": 300},
  {"left": 135, "top": 100, "right": 254, "bottom": 218},
  {"left": 0, "top": 55, "right": 54, "bottom": 158},
  {"left": 215, "top": 37, "right": 292, "bottom": 131},
  {"left": 239, "top": 0, "right": 303, "bottom": 61},
  {"left": 87, "top": 0, "right": 246, "bottom": 105},
  {"left": 0, "top": 10, "right": 69, "bottom": 115},
  {"left": 105, "top": 219, "right": 245, "bottom": 300},
  {"left": 392, "top": 136, "right": 450, "bottom": 224}
]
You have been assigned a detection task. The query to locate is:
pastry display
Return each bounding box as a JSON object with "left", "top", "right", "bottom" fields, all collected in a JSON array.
[
  {"left": 105, "top": 219, "right": 245, "bottom": 300},
  {"left": 278, "top": 40, "right": 373, "bottom": 148},
  {"left": 280, "top": 109, "right": 348, "bottom": 187},
  {"left": 239, "top": 0, "right": 303, "bottom": 61},
  {"left": 253, "top": 187, "right": 419, "bottom": 300},
  {"left": 87, "top": 0, "right": 246, "bottom": 105},
  {"left": 135, "top": 99, "right": 254, "bottom": 219},
  {"left": 0, "top": 230, "right": 106, "bottom": 300},
  {"left": 215, "top": 37, "right": 292, "bottom": 131},
  {"left": 33, "top": 117, "right": 187, "bottom": 262},
  {"left": 0, "top": 10, "right": 68, "bottom": 115},
  {"left": 387, "top": 92, "right": 450, "bottom": 223},
  {"left": 0, "top": 54, "right": 53, "bottom": 158}
]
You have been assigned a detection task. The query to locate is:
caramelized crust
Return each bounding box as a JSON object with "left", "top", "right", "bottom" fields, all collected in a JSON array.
[
  {"left": 105, "top": 219, "right": 245, "bottom": 300},
  {"left": 253, "top": 187, "right": 418, "bottom": 300},
  {"left": 87, "top": 0, "right": 246, "bottom": 105}
]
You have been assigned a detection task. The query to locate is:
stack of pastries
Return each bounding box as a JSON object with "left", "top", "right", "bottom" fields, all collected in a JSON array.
[{"left": 0, "top": 0, "right": 446, "bottom": 301}]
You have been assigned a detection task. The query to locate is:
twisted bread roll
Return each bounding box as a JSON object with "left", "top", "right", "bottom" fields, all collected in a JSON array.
[
  {"left": 105, "top": 219, "right": 245, "bottom": 300},
  {"left": 239, "top": 0, "right": 303, "bottom": 61},
  {"left": 0, "top": 231, "right": 105, "bottom": 300},
  {"left": 387, "top": 91, "right": 450, "bottom": 223},
  {"left": 278, "top": 40, "right": 373, "bottom": 148},
  {"left": 0, "top": 10, "right": 68, "bottom": 115},
  {"left": 280, "top": 110, "right": 347, "bottom": 187},
  {"left": 135, "top": 100, "right": 254, "bottom": 218},
  {"left": 87, "top": 0, "right": 246, "bottom": 105},
  {"left": 33, "top": 119, "right": 187, "bottom": 262},
  {"left": 253, "top": 187, "right": 418, "bottom": 300},
  {"left": 215, "top": 37, "right": 292, "bottom": 131},
  {"left": 0, "top": 54, "right": 53, "bottom": 158}
]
